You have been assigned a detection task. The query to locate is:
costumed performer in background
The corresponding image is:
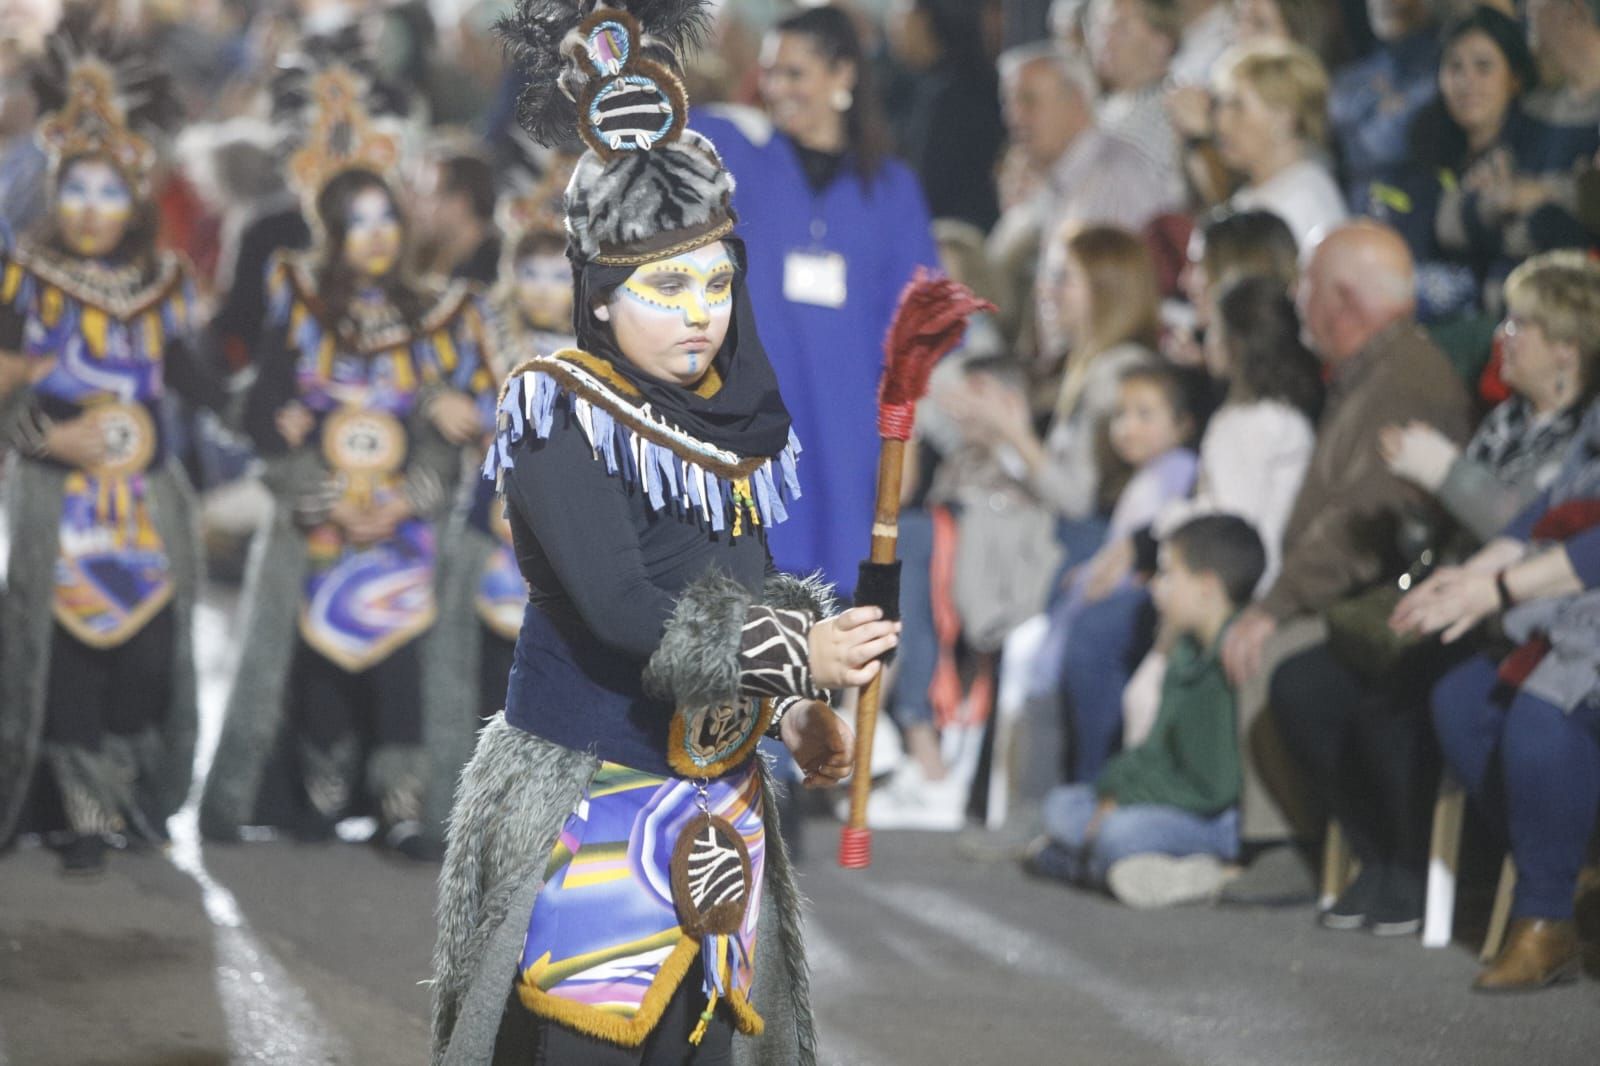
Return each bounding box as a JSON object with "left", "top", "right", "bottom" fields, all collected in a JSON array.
[
  {"left": 0, "top": 28, "right": 222, "bottom": 876},
  {"left": 420, "top": 154, "right": 580, "bottom": 851},
  {"left": 199, "top": 58, "right": 497, "bottom": 859}
]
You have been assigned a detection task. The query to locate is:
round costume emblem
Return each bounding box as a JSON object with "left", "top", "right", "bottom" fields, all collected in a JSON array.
[
  {"left": 85, "top": 402, "right": 156, "bottom": 478},
  {"left": 321, "top": 406, "right": 406, "bottom": 476}
]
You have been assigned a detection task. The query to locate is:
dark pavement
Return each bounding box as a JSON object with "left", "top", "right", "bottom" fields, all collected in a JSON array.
[
  {"left": 4, "top": 820, "right": 1598, "bottom": 1065},
  {"left": 1, "top": 589, "right": 1597, "bottom": 1064}
]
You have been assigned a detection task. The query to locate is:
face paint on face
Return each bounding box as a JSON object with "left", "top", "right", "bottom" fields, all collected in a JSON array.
[
  {"left": 604, "top": 242, "right": 736, "bottom": 386},
  {"left": 341, "top": 187, "right": 404, "bottom": 279},
  {"left": 56, "top": 159, "right": 132, "bottom": 259},
  {"left": 514, "top": 253, "right": 574, "bottom": 331}
]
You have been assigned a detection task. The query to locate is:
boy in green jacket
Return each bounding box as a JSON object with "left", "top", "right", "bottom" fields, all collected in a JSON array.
[{"left": 1025, "top": 515, "right": 1266, "bottom": 907}]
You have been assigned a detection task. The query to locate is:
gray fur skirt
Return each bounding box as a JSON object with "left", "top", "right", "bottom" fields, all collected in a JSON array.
[{"left": 430, "top": 715, "right": 816, "bottom": 1066}]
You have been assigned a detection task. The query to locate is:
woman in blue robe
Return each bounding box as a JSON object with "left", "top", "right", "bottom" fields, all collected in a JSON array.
[{"left": 692, "top": 5, "right": 939, "bottom": 594}]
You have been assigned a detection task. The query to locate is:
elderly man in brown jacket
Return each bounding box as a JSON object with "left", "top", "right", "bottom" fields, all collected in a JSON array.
[{"left": 1219, "top": 221, "right": 1473, "bottom": 902}]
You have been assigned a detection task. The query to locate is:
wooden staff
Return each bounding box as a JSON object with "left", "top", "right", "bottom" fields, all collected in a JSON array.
[{"left": 839, "top": 271, "right": 993, "bottom": 870}]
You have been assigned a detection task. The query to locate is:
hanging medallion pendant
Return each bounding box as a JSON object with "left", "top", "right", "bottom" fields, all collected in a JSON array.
[
  {"left": 671, "top": 813, "right": 752, "bottom": 938},
  {"left": 667, "top": 698, "right": 774, "bottom": 779}
]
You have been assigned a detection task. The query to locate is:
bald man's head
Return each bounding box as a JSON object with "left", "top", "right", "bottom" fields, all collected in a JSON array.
[{"left": 1296, "top": 221, "right": 1416, "bottom": 364}]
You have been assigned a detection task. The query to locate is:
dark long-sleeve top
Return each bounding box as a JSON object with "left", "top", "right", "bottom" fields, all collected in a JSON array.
[
  {"left": 1364, "top": 107, "right": 1599, "bottom": 317},
  {"left": 501, "top": 405, "right": 771, "bottom": 775},
  {"left": 1095, "top": 627, "right": 1240, "bottom": 816}
]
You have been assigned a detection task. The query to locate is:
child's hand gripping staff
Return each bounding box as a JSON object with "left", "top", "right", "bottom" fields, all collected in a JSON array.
[{"left": 839, "top": 270, "right": 994, "bottom": 869}]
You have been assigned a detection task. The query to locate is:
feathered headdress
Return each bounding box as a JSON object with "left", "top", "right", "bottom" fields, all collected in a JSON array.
[
  {"left": 30, "top": 23, "right": 180, "bottom": 197},
  {"left": 497, "top": 1, "right": 734, "bottom": 266},
  {"left": 271, "top": 29, "right": 412, "bottom": 216},
  {"left": 497, "top": 152, "right": 579, "bottom": 247}
]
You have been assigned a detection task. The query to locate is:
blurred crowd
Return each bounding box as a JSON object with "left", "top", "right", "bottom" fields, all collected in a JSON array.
[{"left": 0, "top": 0, "right": 1598, "bottom": 999}]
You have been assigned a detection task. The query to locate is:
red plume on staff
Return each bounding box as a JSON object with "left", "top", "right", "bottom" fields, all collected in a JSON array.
[{"left": 839, "top": 269, "right": 994, "bottom": 870}]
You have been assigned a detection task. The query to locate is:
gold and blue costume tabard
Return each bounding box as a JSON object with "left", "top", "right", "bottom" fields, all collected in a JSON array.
[
  {"left": 265, "top": 252, "right": 499, "bottom": 670},
  {"left": 1, "top": 242, "right": 197, "bottom": 648}
]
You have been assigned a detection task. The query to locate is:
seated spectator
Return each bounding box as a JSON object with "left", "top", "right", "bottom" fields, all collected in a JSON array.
[
  {"left": 1212, "top": 42, "right": 1347, "bottom": 250},
  {"left": 951, "top": 223, "right": 1161, "bottom": 562},
  {"left": 988, "top": 45, "right": 1178, "bottom": 357},
  {"left": 1398, "top": 252, "right": 1600, "bottom": 991},
  {"left": 888, "top": 0, "right": 1004, "bottom": 231},
  {"left": 1382, "top": 251, "right": 1599, "bottom": 544},
  {"left": 1025, "top": 514, "right": 1267, "bottom": 907},
  {"left": 1165, "top": 0, "right": 1334, "bottom": 203},
  {"left": 946, "top": 225, "right": 1160, "bottom": 813},
  {"left": 1166, "top": 207, "right": 1300, "bottom": 368},
  {"left": 1329, "top": 0, "right": 1441, "bottom": 210},
  {"left": 1524, "top": 0, "right": 1600, "bottom": 129},
  {"left": 1165, "top": 274, "right": 1322, "bottom": 589},
  {"left": 1268, "top": 257, "right": 1593, "bottom": 939},
  {"left": 1367, "top": 6, "right": 1599, "bottom": 322},
  {"left": 1095, "top": 274, "right": 1321, "bottom": 774},
  {"left": 1218, "top": 221, "right": 1473, "bottom": 905},
  {"left": 1232, "top": 0, "right": 1333, "bottom": 59},
  {"left": 1087, "top": 0, "right": 1185, "bottom": 206},
  {"left": 1033, "top": 364, "right": 1201, "bottom": 783},
  {"left": 1168, "top": 0, "right": 1236, "bottom": 88}
]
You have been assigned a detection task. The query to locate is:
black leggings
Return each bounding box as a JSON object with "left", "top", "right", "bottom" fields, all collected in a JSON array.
[
  {"left": 44, "top": 607, "right": 176, "bottom": 747},
  {"left": 492, "top": 960, "right": 734, "bottom": 1066},
  {"left": 291, "top": 638, "right": 424, "bottom": 749}
]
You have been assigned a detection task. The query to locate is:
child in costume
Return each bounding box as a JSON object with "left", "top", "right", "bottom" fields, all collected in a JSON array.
[
  {"left": 421, "top": 158, "right": 580, "bottom": 846},
  {"left": 199, "top": 61, "right": 497, "bottom": 858},
  {"left": 0, "top": 31, "right": 221, "bottom": 876},
  {"left": 431, "top": 3, "right": 898, "bottom": 1063}
]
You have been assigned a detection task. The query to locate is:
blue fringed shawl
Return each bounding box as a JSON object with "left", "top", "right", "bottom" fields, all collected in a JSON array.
[{"left": 483, "top": 351, "right": 802, "bottom": 535}]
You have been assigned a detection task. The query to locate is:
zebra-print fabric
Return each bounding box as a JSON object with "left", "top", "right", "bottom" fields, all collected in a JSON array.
[
  {"left": 763, "top": 695, "right": 806, "bottom": 740},
  {"left": 739, "top": 606, "right": 822, "bottom": 702},
  {"left": 564, "top": 132, "right": 733, "bottom": 263}
]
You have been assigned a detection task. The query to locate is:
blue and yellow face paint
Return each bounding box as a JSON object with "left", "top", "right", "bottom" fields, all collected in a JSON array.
[
  {"left": 56, "top": 159, "right": 133, "bottom": 259},
  {"left": 617, "top": 247, "right": 735, "bottom": 328}
]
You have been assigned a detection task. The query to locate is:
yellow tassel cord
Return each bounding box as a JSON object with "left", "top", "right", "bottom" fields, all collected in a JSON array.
[{"left": 688, "top": 988, "right": 719, "bottom": 1046}]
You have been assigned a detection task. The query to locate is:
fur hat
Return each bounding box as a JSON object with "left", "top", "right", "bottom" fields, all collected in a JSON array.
[{"left": 498, "top": 1, "right": 735, "bottom": 266}]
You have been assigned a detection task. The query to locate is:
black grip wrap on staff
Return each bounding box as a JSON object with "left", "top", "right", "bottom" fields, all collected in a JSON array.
[
  {"left": 854, "top": 560, "right": 902, "bottom": 666},
  {"left": 854, "top": 560, "right": 902, "bottom": 620}
]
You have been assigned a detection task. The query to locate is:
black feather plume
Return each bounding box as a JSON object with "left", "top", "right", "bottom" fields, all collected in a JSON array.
[
  {"left": 269, "top": 25, "right": 411, "bottom": 131},
  {"left": 496, "top": 0, "right": 714, "bottom": 147},
  {"left": 30, "top": 10, "right": 180, "bottom": 139}
]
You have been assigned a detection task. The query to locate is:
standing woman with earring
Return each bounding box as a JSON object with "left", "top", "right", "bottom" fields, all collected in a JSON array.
[{"left": 693, "top": 4, "right": 939, "bottom": 596}]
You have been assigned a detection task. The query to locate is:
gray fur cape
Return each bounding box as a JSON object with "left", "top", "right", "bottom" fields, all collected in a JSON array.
[
  {"left": 198, "top": 420, "right": 469, "bottom": 839},
  {"left": 0, "top": 451, "right": 202, "bottom": 844},
  {"left": 431, "top": 570, "right": 835, "bottom": 1065}
]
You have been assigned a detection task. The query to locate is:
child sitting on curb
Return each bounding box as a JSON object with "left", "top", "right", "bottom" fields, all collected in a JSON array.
[{"left": 1025, "top": 514, "right": 1266, "bottom": 908}]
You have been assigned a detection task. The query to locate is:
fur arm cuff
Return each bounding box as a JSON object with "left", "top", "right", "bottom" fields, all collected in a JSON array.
[
  {"left": 643, "top": 570, "right": 828, "bottom": 711},
  {"left": 644, "top": 569, "right": 752, "bottom": 710},
  {"left": 762, "top": 570, "right": 839, "bottom": 621}
]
